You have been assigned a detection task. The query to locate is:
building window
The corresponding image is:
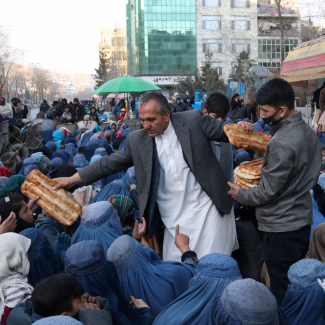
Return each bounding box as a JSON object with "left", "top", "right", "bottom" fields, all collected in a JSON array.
[
  {"left": 211, "top": 62, "right": 223, "bottom": 75},
  {"left": 202, "top": 0, "right": 221, "bottom": 7},
  {"left": 231, "top": 39, "right": 250, "bottom": 53},
  {"left": 258, "top": 39, "right": 280, "bottom": 59},
  {"left": 258, "top": 39, "right": 299, "bottom": 60},
  {"left": 231, "top": 0, "right": 250, "bottom": 7},
  {"left": 203, "top": 39, "right": 222, "bottom": 53},
  {"left": 202, "top": 16, "right": 222, "bottom": 30},
  {"left": 122, "top": 38, "right": 127, "bottom": 47},
  {"left": 258, "top": 61, "right": 282, "bottom": 70},
  {"left": 285, "top": 39, "right": 299, "bottom": 57},
  {"left": 231, "top": 16, "right": 250, "bottom": 30},
  {"left": 123, "top": 52, "right": 127, "bottom": 60},
  {"left": 231, "top": 62, "right": 238, "bottom": 75}
]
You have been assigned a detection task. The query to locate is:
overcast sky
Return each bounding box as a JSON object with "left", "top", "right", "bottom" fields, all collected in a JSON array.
[
  {"left": 1, "top": 0, "right": 126, "bottom": 75},
  {"left": 0, "top": 0, "right": 320, "bottom": 76}
]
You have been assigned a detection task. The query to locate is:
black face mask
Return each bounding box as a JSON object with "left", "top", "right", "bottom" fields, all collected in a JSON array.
[{"left": 263, "top": 108, "right": 282, "bottom": 126}]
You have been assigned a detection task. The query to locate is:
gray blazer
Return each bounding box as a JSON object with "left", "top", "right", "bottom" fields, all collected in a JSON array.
[{"left": 79, "top": 109, "right": 233, "bottom": 228}]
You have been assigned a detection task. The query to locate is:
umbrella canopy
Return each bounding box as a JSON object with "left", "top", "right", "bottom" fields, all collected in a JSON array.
[
  {"left": 107, "top": 93, "right": 131, "bottom": 99},
  {"left": 93, "top": 76, "right": 161, "bottom": 95},
  {"left": 281, "top": 36, "right": 325, "bottom": 87}
]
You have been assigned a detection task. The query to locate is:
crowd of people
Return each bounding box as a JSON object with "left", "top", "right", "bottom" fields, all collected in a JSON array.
[{"left": 0, "top": 78, "right": 324, "bottom": 324}]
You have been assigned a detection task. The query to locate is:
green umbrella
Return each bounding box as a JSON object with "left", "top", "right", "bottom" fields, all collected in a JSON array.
[{"left": 93, "top": 75, "right": 161, "bottom": 95}]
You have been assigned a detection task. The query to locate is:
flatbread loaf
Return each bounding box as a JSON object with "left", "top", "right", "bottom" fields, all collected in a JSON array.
[
  {"left": 224, "top": 124, "right": 270, "bottom": 153},
  {"left": 21, "top": 170, "right": 81, "bottom": 226},
  {"left": 238, "top": 159, "right": 263, "bottom": 176},
  {"left": 234, "top": 167, "right": 261, "bottom": 180}
]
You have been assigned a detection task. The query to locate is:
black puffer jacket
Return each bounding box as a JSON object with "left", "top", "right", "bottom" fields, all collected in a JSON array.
[{"left": 173, "top": 97, "right": 188, "bottom": 113}]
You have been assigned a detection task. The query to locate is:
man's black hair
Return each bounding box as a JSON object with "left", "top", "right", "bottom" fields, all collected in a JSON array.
[
  {"left": 53, "top": 101, "right": 59, "bottom": 106},
  {"left": 32, "top": 274, "right": 84, "bottom": 317},
  {"left": 206, "top": 92, "right": 230, "bottom": 120},
  {"left": 256, "top": 78, "right": 295, "bottom": 111},
  {"left": 73, "top": 98, "right": 79, "bottom": 102},
  {"left": 62, "top": 98, "right": 68, "bottom": 104}
]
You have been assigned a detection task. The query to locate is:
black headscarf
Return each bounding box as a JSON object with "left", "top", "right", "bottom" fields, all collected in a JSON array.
[
  {"left": 49, "top": 163, "right": 77, "bottom": 179},
  {"left": 31, "top": 147, "right": 50, "bottom": 158},
  {"left": 0, "top": 195, "right": 34, "bottom": 233},
  {"left": 15, "top": 161, "right": 24, "bottom": 175}
]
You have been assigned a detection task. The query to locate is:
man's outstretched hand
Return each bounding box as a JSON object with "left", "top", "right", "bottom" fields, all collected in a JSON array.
[
  {"left": 52, "top": 173, "right": 82, "bottom": 191},
  {"left": 238, "top": 121, "right": 254, "bottom": 134},
  {"left": 228, "top": 182, "right": 240, "bottom": 201}
]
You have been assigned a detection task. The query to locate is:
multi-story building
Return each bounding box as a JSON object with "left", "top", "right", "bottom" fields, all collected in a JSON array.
[
  {"left": 257, "top": 0, "right": 301, "bottom": 71},
  {"left": 196, "top": 0, "right": 258, "bottom": 81},
  {"left": 126, "top": 0, "right": 301, "bottom": 91},
  {"left": 99, "top": 28, "right": 127, "bottom": 77},
  {"left": 126, "top": 0, "right": 197, "bottom": 94}
]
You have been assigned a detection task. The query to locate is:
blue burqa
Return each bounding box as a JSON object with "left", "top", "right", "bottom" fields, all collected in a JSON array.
[
  {"left": 18, "top": 158, "right": 40, "bottom": 177},
  {"left": 71, "top": 201, "right": 123, "bottom": 253},
  {"left": 65, "top": 143, "right": 77, "bottom": 163},
  {"left": 107, "top": 235, "right": 196, "bottom": 317},
  {"left": 20, "top": 228, "right": 59, "bottom": 287},
  {"left": 42, "top": 128, "right": 54, "bottom": 145},
  {"left": 199, "top": 279, "right": 289, "bottom": 325},
  {"left": 153, "top": 254, "right": 242, "bottom": 325},
  {"left": 64, "top": 240, "right": 143, "bottom": 325},
  {"left": 282, "top": 259, "right": 325, "bottom": 325},
  {"left": 52, "top": 130, "right": 64, "bottom": 151}
]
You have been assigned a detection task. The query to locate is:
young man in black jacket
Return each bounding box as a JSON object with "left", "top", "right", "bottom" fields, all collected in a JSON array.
[{"left": 228, "top": 78, "right": 322, "bottom": 304}]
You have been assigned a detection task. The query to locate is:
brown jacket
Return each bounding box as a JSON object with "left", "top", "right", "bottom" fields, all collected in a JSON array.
[{"left": 320, "top": 88, "right": 325, "bottom": 112}]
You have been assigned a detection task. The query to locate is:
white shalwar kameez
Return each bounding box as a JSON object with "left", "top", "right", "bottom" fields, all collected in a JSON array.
[{"left": 155, "top": 121, "right": 237, "bottom": 261}]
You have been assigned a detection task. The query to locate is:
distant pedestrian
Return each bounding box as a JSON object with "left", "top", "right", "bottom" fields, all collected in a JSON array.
[{"left": 39, "top": 100, "right": 50, "bottom": 114}]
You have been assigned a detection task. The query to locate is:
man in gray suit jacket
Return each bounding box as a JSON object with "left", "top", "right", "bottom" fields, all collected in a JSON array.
[{"left": 54, "top": 92, "right": 252, "bottom": 260}]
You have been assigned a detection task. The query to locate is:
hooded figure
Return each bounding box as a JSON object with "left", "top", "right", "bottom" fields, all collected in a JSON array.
[
  {"left": 99, "top": 140, "right": 113, "bottom": 156},
  {"left": 65, "top": 143, "right": 77, "bottom": 163},
  {"left": 94, "top": 147, "right": 107, "bottom": 157},
  {"left": 64, "top": 241, "right": 143, "bottom": 325},
  {"left": 84, "top": 139, "right": 99, "bottom": 162},
  {"left": 0, "top": 176, "right": 9, "bottom": 189},
  {"left": 0, "top": 175, "right": 26, "bottom": 199},
  {"left": 77, "top": 132, "right": 92, "bottom": 149},
  {"left": 20, "top": 229, "right": 59, "bottom": 287},
  {"left": 199, "top": 278, "right": 288, "bottom": 325},
  {"left": 44, "top": 141, "right": 57, "bottom": 159},
  {"left": 107, "top": 235, "right": 196, "bottom": 317},
  {"left": 173, "top": 96, "right": 188, "bottom": 113},
  {"left": 50, "top": 158, "right": 64, "bottom": 172},
  {"left": 71, "top": 201, "right": 123, "bottom": 253},
  {"left": 30, "top": 153, "right": 52, "bottom": 175},
  {"left": 51, "top": 151, "right": 70, "bottom": 164},
  {"left": 153, "top": 254, "right": 242, "bottom": 325},
  {"left": 90, "top": 154, "right": 102, "bottom": 165},
  {"left": 0, "top": 233, "right": 33, "bottom": 325},
  {"left": 90, "top": 179, "right": 133, "bottom": 204},
  {"left": 42, "top": 128, "right": 54, "bottom": 145},
  {"left": 18, "top": 158, "right": 40, "bottom": 177},
  {"left": 52, "top": 130, "right": 64, "bottom": 151},
  {"left": 39, "top": 100, "right": 50, "bottom": 114},
  {"left": 73, "top": 154, "right": 89, "bottom": 168},
  {"left": 282, "top": 259, "right": 325, "bottom": 325},
  {"left": 33, "top": 316, "right": 82, "bottom": 325}
]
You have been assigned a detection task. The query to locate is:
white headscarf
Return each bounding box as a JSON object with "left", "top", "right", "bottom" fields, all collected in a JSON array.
[
  {"left": 0, "top": 233, "right": 32, "bottom": 321},
  {"left": 0, "top": 233, "right": 31, "bottom": 278}
]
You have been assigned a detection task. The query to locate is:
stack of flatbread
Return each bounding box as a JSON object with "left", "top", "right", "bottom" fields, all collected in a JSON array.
[
  {"left": 21, "top": 169, "right": 81, "bottom": 226},
  {"left": 224, "top": 124, "right": 270, "bottom": 153},
  {"left": 234, "top": 159, "right": 263, "bottom": 189}
]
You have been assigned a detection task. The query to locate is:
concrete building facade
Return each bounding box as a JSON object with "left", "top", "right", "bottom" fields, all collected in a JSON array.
[
  {"left": 196, "top": 0, "right": 258, "bottom": 82},
  {"left": 99, "top": 28, "right": 128, "bottom": 77}
]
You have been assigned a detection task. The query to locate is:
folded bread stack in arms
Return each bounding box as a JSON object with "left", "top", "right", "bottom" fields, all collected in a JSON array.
[
  {"left": 21, "top": 169, "right": 81, "bottom": 226},
  {"left": 224, "top": 124, "right": 270, "bottom": 153},
  {"left": 234, "top": 159, "right": 263, "bottom": 189}
]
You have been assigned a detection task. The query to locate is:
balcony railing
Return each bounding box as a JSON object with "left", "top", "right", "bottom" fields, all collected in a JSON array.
[
  {"left": 258, "top": 3, "right": 299, "bottom": 15},
  {"left": 258, "top": 29, "right": 300, "bottom": 37}
]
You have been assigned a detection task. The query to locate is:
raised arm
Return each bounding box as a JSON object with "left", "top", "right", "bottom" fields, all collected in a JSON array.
[
  {"left": 198, "top": 110, "right": 253, "bottom": 142},
  {"left": 53, "top": 137, "right": 134, "bottom": 190}
]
